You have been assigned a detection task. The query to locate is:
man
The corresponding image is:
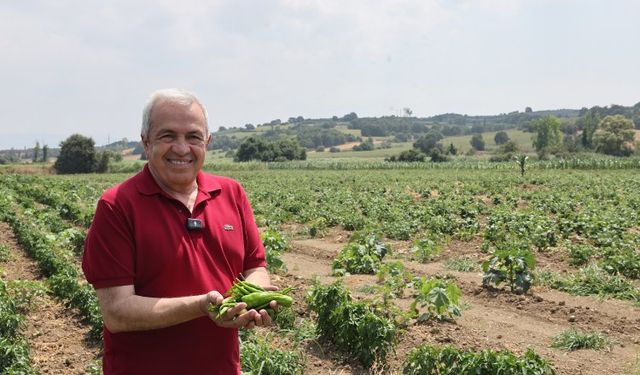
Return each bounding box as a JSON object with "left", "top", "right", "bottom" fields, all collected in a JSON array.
[{"left": 82, "top": 89, "right": 275, "bottom": 374}]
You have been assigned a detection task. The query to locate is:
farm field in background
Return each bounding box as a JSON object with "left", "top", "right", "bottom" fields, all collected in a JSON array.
[{"left": 1, "top": 165, "right": 639, "bottom": 374}]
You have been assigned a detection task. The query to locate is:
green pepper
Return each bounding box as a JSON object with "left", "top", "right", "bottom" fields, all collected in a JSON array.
[{"left": 241, "top": 291, "right": 293, "bottom": 309}]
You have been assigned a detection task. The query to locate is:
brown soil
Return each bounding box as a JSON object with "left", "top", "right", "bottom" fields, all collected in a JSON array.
[
  {"left": 0, "top": 221, "right": 102, "bottom": 374},
  {"left": 280, "top": 233, "right": 640, "bottom": 375},
  {"left": 2, "top": 218, "right": 639, "bottom": 374}
]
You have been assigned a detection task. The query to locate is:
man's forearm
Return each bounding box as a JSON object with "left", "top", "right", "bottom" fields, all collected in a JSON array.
[{"left": 96, "top": 285, "right": 214, "bottom": 333}]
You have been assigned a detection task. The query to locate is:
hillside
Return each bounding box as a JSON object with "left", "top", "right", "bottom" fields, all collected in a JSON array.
[{"left": 2, "top": 101, "right": 639, "bottom": 164}]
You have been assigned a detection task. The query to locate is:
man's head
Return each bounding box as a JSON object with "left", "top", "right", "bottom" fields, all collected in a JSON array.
[
  {"left": 141, "top": 89, "right": 211, "bottom": 194},
  {"left": 142, "top": 89, "right": 209, "bottom": 139}
]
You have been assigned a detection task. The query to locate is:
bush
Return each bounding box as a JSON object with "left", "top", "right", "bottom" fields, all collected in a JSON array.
[
  {"left": 307, "top": 280, "right": 397, "bottom": 369},
  {"left": 332, "top": 234, "right": 389, "bottom": 275},
  {"left": 54, "top": 134, "right": 97, "bottom": 174}
]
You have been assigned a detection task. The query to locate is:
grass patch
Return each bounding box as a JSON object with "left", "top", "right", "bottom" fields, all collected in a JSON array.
[
  {"left": 445, "top": 257, "right": 479, "bottom": 272},
  {"left": 551, "top": 265, "right": 640, "bottom": 302},
  {"left": 551, "top": 329, "right": 611, "bottom": 351},
  {"left": 0, "top": 244, "right": 10, "bottom": 262}
]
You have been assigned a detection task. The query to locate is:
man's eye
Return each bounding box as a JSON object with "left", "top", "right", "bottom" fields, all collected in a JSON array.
[
  {"left": 160, "top": 135, "right": 174, "bottom": 142},
  {"left": 188, "top": 135, "right": 204, "bottom": 144}
]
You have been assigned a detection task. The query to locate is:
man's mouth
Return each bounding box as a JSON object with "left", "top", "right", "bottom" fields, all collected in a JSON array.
[{"left": 167, "top": 159, "right": 192, "bottom": 165}]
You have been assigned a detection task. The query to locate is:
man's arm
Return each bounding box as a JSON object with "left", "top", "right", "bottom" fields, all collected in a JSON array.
[
  {"left": 97, "top": 285, "right": 265, "bottom": 333},
  {"left": 95, "top": 285, "right": 225, "bottom": 333}
]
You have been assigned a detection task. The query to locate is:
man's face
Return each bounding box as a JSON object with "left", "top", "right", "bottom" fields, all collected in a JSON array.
[{"left": 143, "top": 100, "right": 210, "bottom": 193}]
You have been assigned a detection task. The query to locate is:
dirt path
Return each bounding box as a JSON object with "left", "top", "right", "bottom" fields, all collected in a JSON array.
[
  {"left": 0, "top": 221, "right": 101, "bottom": 374},
  {"left": 285, "top": 236, "right": 640, "bottom": 375}
]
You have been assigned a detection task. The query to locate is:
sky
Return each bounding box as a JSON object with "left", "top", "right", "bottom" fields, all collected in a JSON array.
[{"left": 1, "top": 0, "right": 639, "bottom": 150}]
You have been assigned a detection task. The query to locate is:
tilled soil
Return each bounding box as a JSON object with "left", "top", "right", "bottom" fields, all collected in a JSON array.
[
  {"left": 2, "top": 220, "right": 639, "bottom": 374},
  {"left": 0, "top": 221, "right": 101, "bottom": 374},
  {"left": 282, "top": 230, "right": 640, "bottom": 375}
]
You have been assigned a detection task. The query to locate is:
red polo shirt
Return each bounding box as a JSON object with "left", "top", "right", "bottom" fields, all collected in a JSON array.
[{"left": 82, "top": 165, "right": 266, "bottom": 375}]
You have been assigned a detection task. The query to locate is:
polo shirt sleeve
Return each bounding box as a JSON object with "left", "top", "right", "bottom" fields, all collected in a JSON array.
[
  {"left": 238, "top": 186, "right": 266, "bottom": 271},
  {"left": 82, "top": 198, "right": 135, "bottom": 289}
]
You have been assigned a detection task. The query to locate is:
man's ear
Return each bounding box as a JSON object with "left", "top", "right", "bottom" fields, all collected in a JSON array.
[
  {"left": 141, "top": 135, "right": 150, "bottom": 157},
  {"left": 206, "top": 133, "right": 212, "bottom": 146}
]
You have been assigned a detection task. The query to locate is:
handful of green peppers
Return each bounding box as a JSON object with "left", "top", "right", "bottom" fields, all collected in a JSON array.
[{"left": 208, "top": 278, "right": 293, "bottom": 320}]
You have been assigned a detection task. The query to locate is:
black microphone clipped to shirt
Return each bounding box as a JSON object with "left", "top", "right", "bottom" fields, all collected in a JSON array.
[{"left": 186, "top": 218, "right": 204, "bottom": 231}]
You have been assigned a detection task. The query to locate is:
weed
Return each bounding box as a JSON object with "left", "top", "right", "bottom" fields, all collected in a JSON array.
[{"left": 551, "top": 329, "right": 611, "bottom": 351}]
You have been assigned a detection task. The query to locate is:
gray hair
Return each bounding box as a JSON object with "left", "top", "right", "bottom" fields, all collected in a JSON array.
[{"left": 141, "top": 88, "right": 209, "bottom": 139}]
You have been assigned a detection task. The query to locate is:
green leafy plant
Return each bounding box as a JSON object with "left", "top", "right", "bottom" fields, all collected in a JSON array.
[
  {"left": 482, "top": 248, "right": 535, "bottom": 294},
  {"left": 567, "top": 243, "right": 595, "bottom": 266},
  {"left": 261, "top": 228, "right": 288, "bottom": 274},
  {"left": 551, "top": 329, "right": 611, "bottom": 351},
  {"left": 516, "top": 154, "right": 528, "bottom": 177},
  {"left": 411, "top": 277, "right": 462, "bottom": 322},
  {"left": 0, "top": 244, "right": 10, "bottom": 262},
  {"left": 332, "top": 234, "right": 389, "bottom": 275},
  {"left": 376, "top": 261, "right": 413, "bottom": 298},
  {"left": 307, "top": 280, "right": 397, "bottom": 369},
  {"left": 402, "top": 345, "right": 556, "bottom": 375},
  {"left": 411, "top": 238, "right": 442, "bottom": 263},
  {"left": 240, "top": 331, "right": 306, "bottom": 375}
]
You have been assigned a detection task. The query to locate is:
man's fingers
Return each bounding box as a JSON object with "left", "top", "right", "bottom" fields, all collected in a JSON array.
[{"left": 258, "top": 309, "right": 272, "bottom": 326}]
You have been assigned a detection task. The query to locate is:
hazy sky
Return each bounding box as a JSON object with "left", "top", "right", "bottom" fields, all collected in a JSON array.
[{"left": 1, "top": 0, "right": 639, "bottom": 150}]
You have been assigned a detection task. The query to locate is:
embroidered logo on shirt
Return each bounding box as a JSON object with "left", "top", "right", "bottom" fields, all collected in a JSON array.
[{"left": 223, "top": 224, "right": 234, "bottom": 231}]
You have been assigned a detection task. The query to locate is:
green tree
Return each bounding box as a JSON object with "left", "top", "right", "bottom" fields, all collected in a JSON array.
[
  {"left": 54, "top": 134, "right": 97, "bottom": 174},
  {"left": 532, "top": 116, "right": 562, "bottom": 156},
  {"left": 234, "top": 136, "right": 273, "bottom": 162},
  {"left": 413, "top": 131, "right": 443, "bottom": 154},
  {"left": 41, "top": 144, "right": 49, "bottom": 162},
  {"left": 470, "top": 134, "right": 485, "bottom": 151},
  {"left": 32, "top": 141, "right": 41, "bottom": 162},
  {"left": 592, "top": 115, "right": 636, "bottom": 156},
  {"left": 234, "top": 136, "right": 306, "bottom": 162},
  {"left": 95, "top": 151, "right": 112, "bottom": 173},
  {"left": 494, "top": 131, "right": 510, "bottom": 145},
  {"left": 500, "top": 140, "right": 519, "bottom": 154},
  {"left": 579, "top": 110, "right": 600, "bottom": 149},
  {"left": 447, "top": 143, "right": 457, "bottom": 155}
]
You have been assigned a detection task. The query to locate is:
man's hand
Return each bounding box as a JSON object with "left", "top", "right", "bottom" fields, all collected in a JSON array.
[{"left": 204, "top": 289, "right": 276, "bottom": 329}]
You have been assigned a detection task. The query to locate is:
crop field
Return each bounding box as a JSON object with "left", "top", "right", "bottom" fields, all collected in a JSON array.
[{"left": 1, "top": 165, "right": 639, "bottom": 374}]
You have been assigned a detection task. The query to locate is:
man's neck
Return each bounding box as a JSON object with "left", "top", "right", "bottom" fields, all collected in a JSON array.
[{"left": 148, "top": 167, "right": 199, "bottom": 211}]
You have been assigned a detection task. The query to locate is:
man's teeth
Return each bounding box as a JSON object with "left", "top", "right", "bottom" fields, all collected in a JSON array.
[{"left": 169, "top": 159, "right": 191, "bottom": 165}]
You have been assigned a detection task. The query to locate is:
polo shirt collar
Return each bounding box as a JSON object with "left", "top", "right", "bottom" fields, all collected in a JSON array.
[{"left": 136, "top": 163, "right": 222, "bottom": 198}]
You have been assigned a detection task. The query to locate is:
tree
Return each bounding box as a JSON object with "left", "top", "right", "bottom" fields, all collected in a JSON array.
[
  {"left": 579, "top": 110, "right": 600, "bottom": 149},
  {"left": 341, "top": 112, "right": 358, "bottom": 121},
  {"left": 494, "top": 131, "right": 510, "bottom": 145},
  {"left": 532, "top": 116, "right": 562, "bottom": 156},
  {"left": 244, "top": 124, "right": 255, "bottom": 130},
  {"left": 593, "top": 115, "right": 636, "bottom": 156},
  {"left": 525, "top": 107, "right": 533, "bottom": 113},
  {"left": 386, "top": 149, "right": 425, "bottom": 162},
  {"left": 403, "top": 107, "right": 413, "bottom": 117},
  {"left": 54, "top": 134, "right": 97, "bottom": 174},
  {"left": 413, "top": 131, "right": 443, "bottom": 154},
  {"left": 447, "top": 143, "right": 458, "bottom": 156},
  {"left": 234, "top": 136, "right": 306, "bottom": 162},
  {"left": 33, "top": 141, "right": 41, "bottom": 163},
  {"left": 41, "top": 144, "right": 49, "bottom": 162},
  {"left": 470, "top": 134, "right": 485, "bottom": 151},
  {"left": 499, "top": 140, "right": 519, "bottom": 154},
  {"left": 95, "top": 151, "right": 112, "bottom": 173}
]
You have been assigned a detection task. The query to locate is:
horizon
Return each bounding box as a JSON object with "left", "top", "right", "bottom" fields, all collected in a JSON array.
[{"left": 1, "top": 1, "right": 639, "bottom": 150}]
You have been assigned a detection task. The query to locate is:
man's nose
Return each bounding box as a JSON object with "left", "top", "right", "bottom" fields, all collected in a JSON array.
[{"left": 171, "top": 139, "right": 190, "bottom": 154}]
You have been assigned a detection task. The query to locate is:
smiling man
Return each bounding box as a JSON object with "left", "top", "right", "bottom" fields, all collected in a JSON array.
[{"left": 82, "top": 89, "right": 275, "bottom": 374}]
